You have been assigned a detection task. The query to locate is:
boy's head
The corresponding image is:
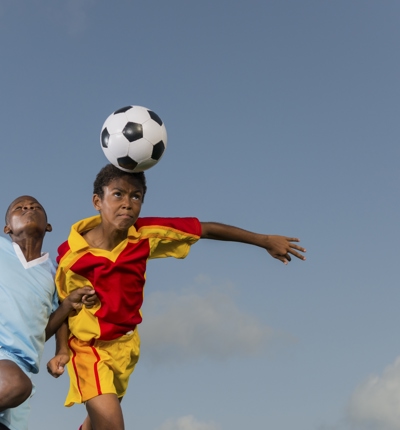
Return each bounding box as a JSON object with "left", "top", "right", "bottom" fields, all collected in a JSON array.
[
  {"left": 93, "top": 164, "right": 147, "bottom": 202},
  {"left": 4, "top": 195, "right": 52, "bottom": 238}
]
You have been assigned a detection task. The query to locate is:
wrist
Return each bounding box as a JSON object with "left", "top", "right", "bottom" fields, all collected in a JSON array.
[
  {"left": 55, "top": 348, "right": 70, "bottom": 356},
  {"left": 60, "top": 297, "right": 75, "bottom": 312}
]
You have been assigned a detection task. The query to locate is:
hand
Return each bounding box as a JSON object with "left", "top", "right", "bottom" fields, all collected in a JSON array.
[
  {"left": 81, "top": 291, "right": 98, "bottom": 309},
  {"left": 47, "top": 352, "right": 69, "bottom": 378},
  {"left": 264, "top": 235, "right": 306, "bottom": 264},
  {"left": 65, "top": 287, "right": 98, "bottom": 311}
]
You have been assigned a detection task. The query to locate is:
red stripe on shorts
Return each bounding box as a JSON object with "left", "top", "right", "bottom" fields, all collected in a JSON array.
[{"left": 89, "top": 339, "right": 102, "bottom": 396}]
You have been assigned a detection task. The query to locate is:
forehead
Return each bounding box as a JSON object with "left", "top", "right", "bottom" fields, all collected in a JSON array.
[{"left": 106, "top": 176, "right": 144, "bottom": 192}]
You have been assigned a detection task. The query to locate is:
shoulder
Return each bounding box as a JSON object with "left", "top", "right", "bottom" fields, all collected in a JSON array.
[
  {"left": 0, "top": 235, "right": 12, "bottom": 251},
  {"left": 135, "top": 217, "right": 201, "bottom": 236}
]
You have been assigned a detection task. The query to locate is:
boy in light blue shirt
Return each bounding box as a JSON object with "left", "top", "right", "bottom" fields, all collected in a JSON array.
[{"left": 0, "top": 196, "right": 97, "bottom": 430}]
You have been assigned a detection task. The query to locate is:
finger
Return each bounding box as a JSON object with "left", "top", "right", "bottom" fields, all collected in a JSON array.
[
  {"left": 288, "top": 249, "right": 306, "bottom": 260},
  {"left": 274, "top": 254, "right": 288, "bottom": 264},
  {"left": 79, "top": 287, "right": 95, "bottom": 295},
  {"left": 289, "top": 243, "right": 306, "bottom": 251},
  {"left": 47, "top": 366, "right": 59, "bottom": 378}
]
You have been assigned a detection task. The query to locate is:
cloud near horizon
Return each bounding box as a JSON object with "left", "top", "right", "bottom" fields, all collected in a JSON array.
[
  {"left": 155, "top": 415, "right": 221, "bottom": 430},
  {"left": 347, "top": 356, "right": 400, "bottom": 430},
  {"left": 139, "top": 277, "right": 286, "bottom": 365}
]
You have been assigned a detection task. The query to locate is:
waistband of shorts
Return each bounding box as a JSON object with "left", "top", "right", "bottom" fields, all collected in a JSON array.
[{"left": 70, "top": 327, "right": 138, "bottom": 346}]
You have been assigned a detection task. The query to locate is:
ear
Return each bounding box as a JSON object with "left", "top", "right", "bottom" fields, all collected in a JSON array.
[
  {"left": 93, "top": 194, "right": 101, "bottom": 211},
  {"left": 46, "top": 223, "right": 52, "bottom": 233},
  {"left": 3, "top": 225, "right": 11, "bottom": 235}
]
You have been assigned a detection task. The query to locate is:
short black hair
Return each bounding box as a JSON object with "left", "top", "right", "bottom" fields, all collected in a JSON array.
[{"left": 93, "top": 164, "right": 147, "bottom": 201}]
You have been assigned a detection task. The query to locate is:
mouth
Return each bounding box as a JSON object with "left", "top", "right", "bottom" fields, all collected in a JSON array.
[{"left": 118, "top": 214, "right": 133, "bottom": 219}]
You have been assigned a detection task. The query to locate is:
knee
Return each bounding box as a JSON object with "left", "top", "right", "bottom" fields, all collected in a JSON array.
[{"left": 0, "top": 361, "right": 32, "bottom": 410}]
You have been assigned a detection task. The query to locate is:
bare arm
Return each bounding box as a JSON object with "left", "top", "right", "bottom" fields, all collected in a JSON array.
[
  {"left": 47, "top": 321, "right": 70, "bottom": 378},
  {"left": 200, "top": 222, "right": 306, "bottom": 264},
  {"left": 45, "top": 287, "right": 96, "bottom": 340}
]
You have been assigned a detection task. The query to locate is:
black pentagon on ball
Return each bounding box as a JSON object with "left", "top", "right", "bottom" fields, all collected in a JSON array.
[
  {"left": 122, "top": 122, "right": 143, "bottom": 142},
  {"left": 101, "top": 128, "right": 110, "bottom": 148},
  {"left": 148, "top": 110, "right": 163, "bottom": 126},
  {"left": 151, "top": 141, "right": 165, "bottom": 160},
  {"left": 117, "top": 156, "right": 138, "bottom": 171},
  {"left": 113, "top": 106, "right": 132, "bottom": 114}
]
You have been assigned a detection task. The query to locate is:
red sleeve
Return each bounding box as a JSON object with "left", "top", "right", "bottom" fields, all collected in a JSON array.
[{"left": 134, "top": 217, "right": 202, "bottom": 237}]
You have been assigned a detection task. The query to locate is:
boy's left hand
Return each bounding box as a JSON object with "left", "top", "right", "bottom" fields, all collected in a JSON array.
[
  {"left": 264, "top": 235, "right": 306, "bottom": 264},
  {"left": 47, "top": 352, "right": 69, "bottom": 378}
]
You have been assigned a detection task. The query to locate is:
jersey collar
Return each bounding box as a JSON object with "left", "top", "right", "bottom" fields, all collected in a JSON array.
[{"left": 69, "top": 215, "right": 141, "bottom": 252}]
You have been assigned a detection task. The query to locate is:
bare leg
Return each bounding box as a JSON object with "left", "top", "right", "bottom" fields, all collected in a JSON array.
[
  {"left": 0, "top": 360, "right": 32, "bottom": 411},
  {"left": 85, "top": 394, "right": 124, "bottom": 430},
  {"left": 81, "top": 415, "right": 92, "bottom": 430}
]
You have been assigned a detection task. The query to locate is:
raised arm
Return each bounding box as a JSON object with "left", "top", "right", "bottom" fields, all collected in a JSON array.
[{"left": 200, "top": 222, "right": 306, "bottom": 264}]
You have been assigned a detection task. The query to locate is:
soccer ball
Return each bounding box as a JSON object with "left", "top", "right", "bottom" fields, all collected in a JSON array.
[{"left": 100, "top": 105, "right": 167, "bottom": 173}]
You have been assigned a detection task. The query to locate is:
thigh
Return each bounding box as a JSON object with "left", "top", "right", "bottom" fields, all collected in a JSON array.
[{"left": 86, "top": 393, "right": 124, "bottom": 430}]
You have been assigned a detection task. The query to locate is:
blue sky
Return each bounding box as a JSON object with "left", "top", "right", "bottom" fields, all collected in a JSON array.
[{"left": 1, "top": 1, "right": 400, "bottom": 429}]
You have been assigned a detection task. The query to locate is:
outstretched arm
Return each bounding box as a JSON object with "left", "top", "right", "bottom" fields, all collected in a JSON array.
[{"left": 200, "top": 222, "right": 306, "bottom": 264}]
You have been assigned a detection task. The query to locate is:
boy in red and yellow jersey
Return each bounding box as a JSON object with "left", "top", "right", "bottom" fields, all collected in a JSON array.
[{"left": 48, "top": 164, "right": 306, "bottom": 430}]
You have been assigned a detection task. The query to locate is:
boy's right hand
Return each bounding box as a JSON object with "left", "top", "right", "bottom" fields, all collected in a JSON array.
[{"left": 46, "top": 352, "right": 69, "bottom": 378}]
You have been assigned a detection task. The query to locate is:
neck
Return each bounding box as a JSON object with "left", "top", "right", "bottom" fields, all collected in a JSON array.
[
  {"left": 84, "top": 225, "right": 128, "bottom": 251},
  {"left": 12, "top": 236, "right": 44, "bottom": 262}
]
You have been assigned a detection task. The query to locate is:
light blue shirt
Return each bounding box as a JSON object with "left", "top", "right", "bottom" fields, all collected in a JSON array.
[{"left": 0, "top": 236, "right": 57, "bottom": 373}]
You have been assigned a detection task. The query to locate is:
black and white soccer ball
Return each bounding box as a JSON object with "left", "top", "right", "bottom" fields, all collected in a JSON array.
[{"left": 100, "top": 105, "right": 167, "bottom": 173}]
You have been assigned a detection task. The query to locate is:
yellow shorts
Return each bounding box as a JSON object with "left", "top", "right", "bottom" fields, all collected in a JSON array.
[{"left": 65, "top": 329, "right": 140, "bottom": 406}]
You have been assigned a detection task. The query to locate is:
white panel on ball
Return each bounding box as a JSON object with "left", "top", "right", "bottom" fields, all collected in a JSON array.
[
  {"left": 127, "top": 140, "right": 153, "bottom": 164},
  {"left": 125, "top": 106, "right": 151, "bottom": 124}
]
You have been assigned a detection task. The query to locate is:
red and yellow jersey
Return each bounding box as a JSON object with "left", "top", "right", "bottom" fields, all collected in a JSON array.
[{"left": 56, "top": 215, "right": 201, "bottom": 342}]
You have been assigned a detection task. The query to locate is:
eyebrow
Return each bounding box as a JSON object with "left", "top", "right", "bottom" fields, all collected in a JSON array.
[{"left": 111, "top": 187, "right": 142, "bottom": 194}]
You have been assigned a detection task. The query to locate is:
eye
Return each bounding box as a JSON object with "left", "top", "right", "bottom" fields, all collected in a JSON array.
[{"left": 113, "top": 191, "right": 122, "bottom": 197}]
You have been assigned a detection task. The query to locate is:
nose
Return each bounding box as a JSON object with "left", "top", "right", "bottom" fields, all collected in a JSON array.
[{"left": 121, "top": 195, "right": 132, "bottom": 208}]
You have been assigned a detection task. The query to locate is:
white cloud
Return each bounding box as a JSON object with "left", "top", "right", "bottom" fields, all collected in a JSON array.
[
  {"left": 139, "top": 276, "right": 287, "bottom": 365},
  {"left": 155, "top": 415, "right": 221, "bottom": 430},
  {"left": 347, "top": 356, "right": 400, "bottom": 430}
]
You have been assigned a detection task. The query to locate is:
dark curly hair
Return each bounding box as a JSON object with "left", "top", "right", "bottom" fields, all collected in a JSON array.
[{"left": 93, "top": 164, "right": 147, "bottom": 201}]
